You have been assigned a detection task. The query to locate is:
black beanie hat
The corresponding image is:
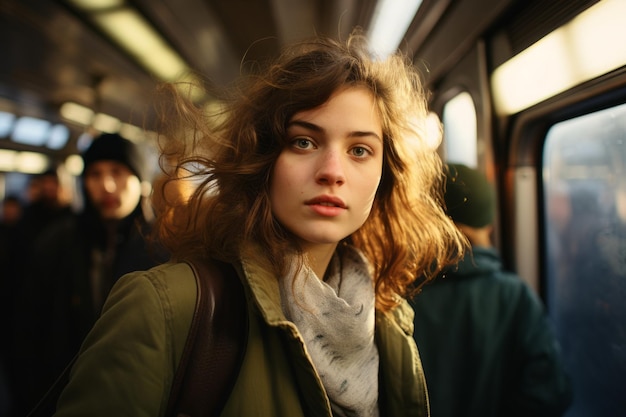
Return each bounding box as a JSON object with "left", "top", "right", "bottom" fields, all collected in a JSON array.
[
  {"left": 444, "top": 163, "right": 495, "bottom": 228},
  {"left": 81, "top": 133, "right": 147, "bottom": 181}
]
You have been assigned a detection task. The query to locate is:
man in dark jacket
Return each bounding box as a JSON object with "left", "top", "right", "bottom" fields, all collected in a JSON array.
[
  {"left": 12, "top": 133, "right": 168, "bottom": 416},
  {"left": 410, "top": 164, "right": 572, "bottom": 417}
]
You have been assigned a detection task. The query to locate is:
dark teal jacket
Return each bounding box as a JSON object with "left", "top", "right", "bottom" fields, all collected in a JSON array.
[{"left": 410, "top": 246, "right": 571, "bottom": 417}]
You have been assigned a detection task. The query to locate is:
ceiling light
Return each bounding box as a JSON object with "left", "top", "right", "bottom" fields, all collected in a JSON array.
[
  {"left": 60, "top": 102, "right": 94, "bottom": 126},
  {"left": 65, "top": 0, "right": 203, "bottom": 104},
  {"left": 367, "top": 0, "right": 423, "bottom": 59},
  {"left": 47, "top": 124, "right": 71, "bottom": 150},
  {"left": 0, "top": 111, "right": 15, "bottom": 137},
  {"left": 11, "top": 117, "right": 51, "bottom": 146},
  {"left": 0, "top": 149, "right": 16, "bottom": 171},
  {"left": 119, "top": 123, "right": 146, "bottom": 142},
  {"left": 93, "top": 8, "right": 189, "bottom": 81},
  {"left": 492, "top": 0, "right": 626, "bottom": 115},
  {"left": 92, "top": 112, "right": 121, "bottom": 133},
  {"left": 65, "top": 154, "right": 85, "bottom": 176},
  {"left": 65, "top": 0, "right": 124, "bottom": 11},
  {"left": 15, "top": 151, "right": 50, "bottom": 174}
]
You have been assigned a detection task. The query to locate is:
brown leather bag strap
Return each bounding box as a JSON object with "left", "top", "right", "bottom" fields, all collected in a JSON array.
[{"left": 166, "top": 259, "right": 249, "bottom": 417}]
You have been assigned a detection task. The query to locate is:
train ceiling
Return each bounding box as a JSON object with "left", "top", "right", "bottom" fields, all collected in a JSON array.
[
  {"left": 1, "top": 0, "right": 388, "bottom": 141},
  {"left": 3, "top": 0, "right": 524, "bottom": 156}
]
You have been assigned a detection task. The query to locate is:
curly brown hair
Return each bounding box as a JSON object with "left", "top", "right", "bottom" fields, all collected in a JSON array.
[{"left": 152, "top": 30, "right": 467, "bottom": 311}]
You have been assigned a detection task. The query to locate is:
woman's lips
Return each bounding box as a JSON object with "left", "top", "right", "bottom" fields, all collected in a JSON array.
[{"left": 305, "top": 195, "right": 346, "bottom": 216}]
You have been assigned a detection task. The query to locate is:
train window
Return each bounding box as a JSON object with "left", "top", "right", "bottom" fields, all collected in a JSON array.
[
  {"left": 543, "top": 102, "right": 626, "bottom": 416},
  {"left": 442, "top": 91, "right": 477, "bottom": 167}
]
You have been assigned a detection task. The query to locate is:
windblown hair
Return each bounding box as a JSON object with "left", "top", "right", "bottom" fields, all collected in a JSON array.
[{"left": 152, "top": 30, "right": 467, "bottom": 311}]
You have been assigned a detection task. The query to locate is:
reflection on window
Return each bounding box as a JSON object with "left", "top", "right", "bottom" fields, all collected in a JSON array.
[
  {"left": 442, "top": 91, "right": 477, "bottom": 167},
  {"left": 543, "top": 102, "right": 626, "bottom": 417}
]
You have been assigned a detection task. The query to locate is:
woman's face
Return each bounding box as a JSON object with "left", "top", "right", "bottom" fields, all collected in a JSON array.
[{"left": 270, "top": 86, "right": 383, "bottom": 250}]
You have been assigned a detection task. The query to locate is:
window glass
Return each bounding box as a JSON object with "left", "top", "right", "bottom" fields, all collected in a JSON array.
[
  {"left": 442, "top": 91, "right": 477, "bottom": 167},
  {"left": 543, "top": 102, "right": 626, "bottom": 416}
]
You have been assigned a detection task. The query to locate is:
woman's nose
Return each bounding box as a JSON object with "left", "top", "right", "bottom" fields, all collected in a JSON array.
[{"left": 315, "top": 149, "right": 345, "bottom": 185}]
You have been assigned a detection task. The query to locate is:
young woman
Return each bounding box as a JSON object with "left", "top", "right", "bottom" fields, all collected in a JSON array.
[{"left": 52, "top": 32, "right": 466, "bottom": 417}]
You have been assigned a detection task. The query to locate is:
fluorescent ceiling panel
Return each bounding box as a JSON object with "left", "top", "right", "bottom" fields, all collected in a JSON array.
[
  {"left": 367, "top": 0, "right": 423, "bottom": 58},
  {"left": 0, "top": 111, "right": 15, "bottom": 137},
  {"left": 15, "top": 151, "right": 49, "bottom": 174},
  {"left": 12, "top": 117, "right": 51, "bottom": 146},
  {"left": 93, "top": 9, "right": 188, "bottom": 81},
  {"left": 60, "top": 102, "right": 94, "bottom": 126},
  {"left": 492, "top": 0, "right": 626, "bottom": 115},
  {"left": 47, "top": 125, "right": 71, "bottom": 150}
]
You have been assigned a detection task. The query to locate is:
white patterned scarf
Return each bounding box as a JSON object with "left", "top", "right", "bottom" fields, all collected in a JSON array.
[{"left": 279, "top": 246, "right": 380, "bottom": 417}]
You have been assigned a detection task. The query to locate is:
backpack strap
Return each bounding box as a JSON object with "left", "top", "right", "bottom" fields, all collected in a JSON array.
[
  {"left": 166, "top": 259, "right": 249, "bottom": 417},
  {"left": 26, "top": 357, "right": 77, "bottom": 416}
]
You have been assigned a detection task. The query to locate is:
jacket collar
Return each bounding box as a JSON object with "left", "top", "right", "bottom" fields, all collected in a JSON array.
[{"left": 238, "top": 244, "right": 290, "bottom": 326}]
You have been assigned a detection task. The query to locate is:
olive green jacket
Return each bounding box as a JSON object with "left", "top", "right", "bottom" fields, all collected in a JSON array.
[{"left": 54, "top": 258, "right": 429, "bottom": 417}]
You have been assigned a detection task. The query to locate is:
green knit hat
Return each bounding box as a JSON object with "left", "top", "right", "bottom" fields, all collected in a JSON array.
[{"left": 444, "top": 163, "right": 495, "bottom": 228}]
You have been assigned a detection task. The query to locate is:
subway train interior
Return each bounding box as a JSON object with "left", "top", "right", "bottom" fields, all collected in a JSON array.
[{"left": 2, "top": 0, "right": 625, "bottom": 415}]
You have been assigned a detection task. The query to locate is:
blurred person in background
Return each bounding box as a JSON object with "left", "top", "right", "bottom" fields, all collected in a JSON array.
[
  {"left": 0, "top": 195, "right": 23, "bottom": 417},
  {"left": 12, "top": 169, "right": 74, "bottom": 287},
  {"left": 11, "top": 132, "right": 168, "bottom": 417},
  {"left": 18, "top": 168, "right": 73, "bottom": 246},
  {"left": 409, "top": 163, "right": 572, "bottom": 417},
  {"left": 0, "top": 194, "right": 23, "bottom": 225},
  {"left": 0, "top": 195, "right": 23, "bottom": 277}
]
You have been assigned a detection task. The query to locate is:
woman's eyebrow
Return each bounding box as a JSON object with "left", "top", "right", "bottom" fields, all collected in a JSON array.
[
  {"left": 287, "top": 120, "right": 382, "bottom": 142},
  {"left": 286, "top": 120, "right": 323, "bottom": 133},
  {"left": 350, "top": 130, "right": 382, "bottom": 142}
]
